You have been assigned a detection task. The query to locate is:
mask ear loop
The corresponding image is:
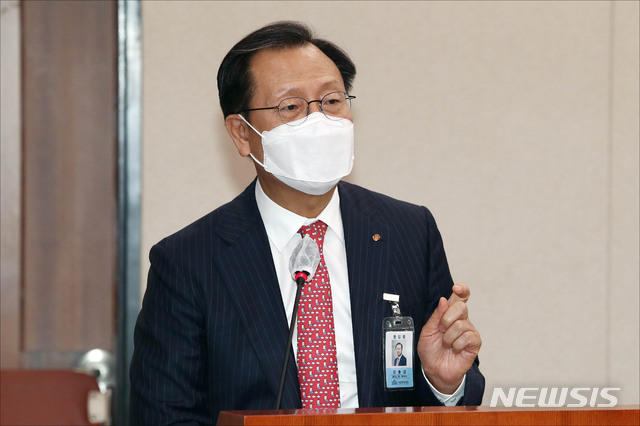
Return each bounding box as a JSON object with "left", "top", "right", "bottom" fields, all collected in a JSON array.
[
  {"left": 237, "top": 114, "right": 268, "bottom": 169},
  {"left": 238, "top": 114, "right": 262, "bottom": 136}
]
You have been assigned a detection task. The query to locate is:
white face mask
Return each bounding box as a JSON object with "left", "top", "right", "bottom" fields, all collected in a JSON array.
[{"left": 239, "top": 112, "right": 355, "bottom": 195}]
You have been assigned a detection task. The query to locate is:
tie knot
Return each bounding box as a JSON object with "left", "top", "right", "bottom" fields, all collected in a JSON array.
[{"left": 298, "top": 220, "right": 328, "bottom": 244}]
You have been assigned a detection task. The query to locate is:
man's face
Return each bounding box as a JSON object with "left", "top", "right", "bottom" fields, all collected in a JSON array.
[
  {"left": 244, "top": 44, "right": 351, "bottom": 164},
  {"left": 396, "top": 344, "right": 402, "bottom": 357}
]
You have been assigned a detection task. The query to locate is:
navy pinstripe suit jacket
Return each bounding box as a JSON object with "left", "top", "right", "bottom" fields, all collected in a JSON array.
[{"left": 130, "top": 180, "right": 484, "bottom": 424}]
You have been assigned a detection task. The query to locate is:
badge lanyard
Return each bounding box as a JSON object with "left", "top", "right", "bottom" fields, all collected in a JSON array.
[{"left": 382, "top": 293, "right": 414, "bottom": 390}]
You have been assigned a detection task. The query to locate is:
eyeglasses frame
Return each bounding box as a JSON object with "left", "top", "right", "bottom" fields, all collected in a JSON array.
[{"left": 237, "top": 91, "right": 356, "bottom": 124}]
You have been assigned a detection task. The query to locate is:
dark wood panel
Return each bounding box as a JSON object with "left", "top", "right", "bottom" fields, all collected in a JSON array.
[
  {"left": 22, "top": 0, "right": 117, "bottom": 352},
  {"left": 217, "top": 406, "right": 640, "bottom": 426}
]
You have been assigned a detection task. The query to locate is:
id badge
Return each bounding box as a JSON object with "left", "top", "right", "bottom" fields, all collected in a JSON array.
[{"left": 382, "top": 293, "right": 414, "bottom": 390}]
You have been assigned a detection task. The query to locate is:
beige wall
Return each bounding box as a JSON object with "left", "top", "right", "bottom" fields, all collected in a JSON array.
[{"left": 141, "top": 1, "right": 639, "bottom": 405}]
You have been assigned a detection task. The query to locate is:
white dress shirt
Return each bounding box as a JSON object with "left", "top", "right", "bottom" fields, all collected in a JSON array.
[{"left": 254, "top": 180, "right": 464, "bottom": 407}]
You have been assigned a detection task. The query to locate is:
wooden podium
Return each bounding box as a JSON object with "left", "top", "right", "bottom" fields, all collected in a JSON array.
[{"left": 217, "top": 405, "right": 639, "bottom": 425}]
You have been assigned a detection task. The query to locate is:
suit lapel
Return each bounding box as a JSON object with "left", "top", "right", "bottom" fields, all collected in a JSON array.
[
  {"left": 213, "top": 181, "right": 301, "bottom": 408},
  {"left": 339, "top": 182, "right": 391, "bottom": 407}
]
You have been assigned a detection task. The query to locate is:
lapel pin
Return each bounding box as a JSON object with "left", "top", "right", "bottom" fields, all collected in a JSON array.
[{"left": 372, "top": 234, "right": 381, "bottom": 242}]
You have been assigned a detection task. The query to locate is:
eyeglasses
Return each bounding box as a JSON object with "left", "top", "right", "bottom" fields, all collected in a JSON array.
[{"left": 238, "top": 91, "right": 355, "bottom": 126}]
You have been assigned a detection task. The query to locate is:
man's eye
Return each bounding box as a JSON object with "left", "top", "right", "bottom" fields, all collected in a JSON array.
[{"left": 280, "top": 98, "right": 306, "bottom": 120}]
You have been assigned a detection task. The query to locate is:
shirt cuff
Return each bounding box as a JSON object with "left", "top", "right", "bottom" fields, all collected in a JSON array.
[{"left": 421, "top": 368, "right": 466, "bottom": 406}]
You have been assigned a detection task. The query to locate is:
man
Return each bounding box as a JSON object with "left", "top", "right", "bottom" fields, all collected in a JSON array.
[
  {"left": 394, "top": 343, "right": 407, "bottom": 367},
  {"left": 131, "top": 21, "right": 484, "bottom": 424}
]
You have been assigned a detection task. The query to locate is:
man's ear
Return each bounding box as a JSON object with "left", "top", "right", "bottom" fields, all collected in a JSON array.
[{"left": 225, "top": 114, "right": 252, "bottom": 157}]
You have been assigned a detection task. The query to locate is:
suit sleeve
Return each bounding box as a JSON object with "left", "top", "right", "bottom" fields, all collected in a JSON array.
[
  {"left": 459, "top": 358, "right": 485, "bottom": 405},
  {"left": 417, "top": 207, "right": 485, "bottom": 406},
  {"left": 130, "top": 242, "right": 211, "bottom": 425}
]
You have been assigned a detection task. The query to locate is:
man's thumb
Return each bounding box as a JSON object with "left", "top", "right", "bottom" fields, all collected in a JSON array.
[{"left": 423, "top": 297, "right": 449, "bottom": 333}]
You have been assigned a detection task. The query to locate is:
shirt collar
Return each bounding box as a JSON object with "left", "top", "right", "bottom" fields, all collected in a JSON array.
[{"left": 255, "top": 179, "right": 344, "bottom": 252}]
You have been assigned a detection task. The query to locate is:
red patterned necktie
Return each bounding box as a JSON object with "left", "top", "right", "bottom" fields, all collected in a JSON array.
[{"left": 296, "top": 220, "right": 340, "bottom": 409}]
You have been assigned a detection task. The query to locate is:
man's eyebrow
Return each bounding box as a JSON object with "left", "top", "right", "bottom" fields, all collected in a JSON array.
[{"left": 273, "top": 80, "right": 344, "bottom": 100}]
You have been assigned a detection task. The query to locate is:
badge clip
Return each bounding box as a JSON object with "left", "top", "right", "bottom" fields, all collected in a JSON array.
[{"left": 383, "top": 293, "right": 402, "bottom": 317}]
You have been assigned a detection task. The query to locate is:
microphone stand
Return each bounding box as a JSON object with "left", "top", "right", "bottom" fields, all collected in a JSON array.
[{"left": 275, "top": 274, "right": 306, "bottom": 409}]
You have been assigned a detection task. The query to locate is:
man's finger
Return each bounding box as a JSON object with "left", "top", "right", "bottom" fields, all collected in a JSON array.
[
  {"left": 441, "top": 302, "right": 469, "bottom": 330},
  {"left": 451, "top": 329, "right": 482, "bottom": 355},
  {"left": 442, "top": 318, "right": 475, "bottom": 348},
  {"left": 448, "top": 283, "right": 470, "bottom": 305}
]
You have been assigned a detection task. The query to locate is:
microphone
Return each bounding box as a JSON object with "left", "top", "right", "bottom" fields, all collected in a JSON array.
[{"left": 275, "top": 234, "right": 320, "bottom": 409}]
